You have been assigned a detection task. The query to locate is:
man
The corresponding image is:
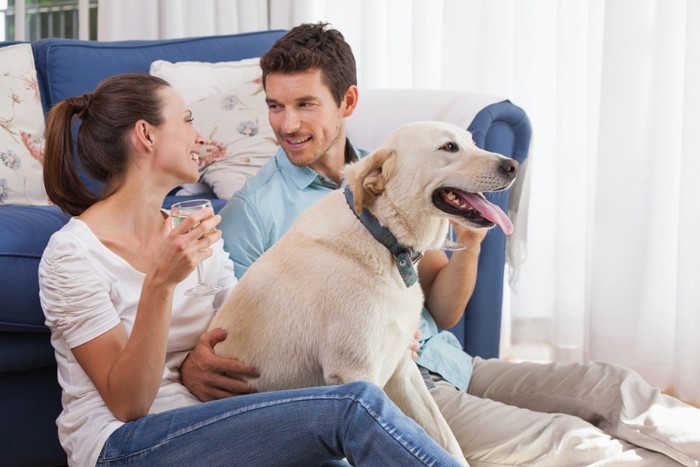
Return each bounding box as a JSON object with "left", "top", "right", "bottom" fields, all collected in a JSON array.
[
  {"left": 184, "top": 22, "right": 700, "bottom": 466},
  {"left": 218, "top": 20, "right": 484, "bottom": 400}
]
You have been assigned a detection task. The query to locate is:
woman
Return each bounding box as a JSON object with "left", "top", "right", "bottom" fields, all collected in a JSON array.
[{"left": 39, "top": 73, "right": 460, "bottom": 467}]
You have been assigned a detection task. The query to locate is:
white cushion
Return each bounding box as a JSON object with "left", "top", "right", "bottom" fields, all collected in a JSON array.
[
  {"left": 189, "top": 83, "right": 277, "bottom": 200},
  {"left": 150, "top": 57, "right": 262, "bottom": 104},
  {"left": 0, "top": 44, "right": 49, "bottom": 206},
  {"left": 150, "top": 58, "right": 277, "bottom": 199}
]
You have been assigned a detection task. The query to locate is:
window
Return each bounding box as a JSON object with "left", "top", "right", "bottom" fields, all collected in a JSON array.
[{"left": 1, "top": 0, "right": 97, "bottom": 41}]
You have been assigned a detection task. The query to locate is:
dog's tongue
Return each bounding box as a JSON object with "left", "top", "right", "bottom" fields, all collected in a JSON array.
[{"left": 463, "top": 193, "right": 514, "bottom": 236}]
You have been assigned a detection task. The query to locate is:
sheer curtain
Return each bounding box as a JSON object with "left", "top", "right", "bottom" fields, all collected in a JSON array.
[
  {"left": 97, "top": 0, "right": 269, "bottom": 40},
  {"left": 97, "top": 0, "right": 700, "bottom": 405}
]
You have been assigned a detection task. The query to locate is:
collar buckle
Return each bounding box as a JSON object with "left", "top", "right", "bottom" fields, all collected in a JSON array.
[{"left": 344, "top": 186, "right": 422, "bottom": 288}]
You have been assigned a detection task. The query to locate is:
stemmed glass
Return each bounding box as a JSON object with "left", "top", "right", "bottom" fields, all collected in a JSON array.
[
  {"left": 440, "top": 222, "right": 466, "bottom": 251},
  {"left": 170, "top": 199, "right": 222, "bottom": 296}
]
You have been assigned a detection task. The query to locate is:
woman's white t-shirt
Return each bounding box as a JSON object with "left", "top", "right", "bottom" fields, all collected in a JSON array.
[{"left": 39, "top": 218, "right": 236, "bottom": 467}]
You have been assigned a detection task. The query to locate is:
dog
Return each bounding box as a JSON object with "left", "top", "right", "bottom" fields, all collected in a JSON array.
[{"left": 209, "top": 121, "right": 518, "bottom": 464}]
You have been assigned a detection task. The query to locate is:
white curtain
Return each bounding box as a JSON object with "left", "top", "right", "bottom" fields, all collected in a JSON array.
[
  {"left": 97, "top": 0, "right": 269, "bottom": 40},
  {"left": 97, "top": 0, "right": 700, "bottom": 405}
]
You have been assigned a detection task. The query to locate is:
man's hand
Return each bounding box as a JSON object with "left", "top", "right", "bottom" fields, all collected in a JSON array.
[
  {"left": 451, "top": 221, "right": 488, "bottom": 248},
  {"left": 410, "top": 328, "right": 422, "bottom": 361},
  {"left": 180, "top": 328, "right": 260, "bottom": 402}
]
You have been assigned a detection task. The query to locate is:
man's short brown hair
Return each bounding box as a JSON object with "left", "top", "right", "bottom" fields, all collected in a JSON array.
[{"left": 260, "top": 22, "right": 357, "bottom": 107}]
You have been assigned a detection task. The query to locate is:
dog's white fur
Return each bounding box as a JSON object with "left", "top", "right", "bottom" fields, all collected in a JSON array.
[{"left": 210, "top": 121, "right": 518, "bottom": 464}]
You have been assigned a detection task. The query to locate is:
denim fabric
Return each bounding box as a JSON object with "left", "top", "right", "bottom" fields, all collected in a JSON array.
[{"left": 96, "top": 382, "right": 460, "bottom": 466}]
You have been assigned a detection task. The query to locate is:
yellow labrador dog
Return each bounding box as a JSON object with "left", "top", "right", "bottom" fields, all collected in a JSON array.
[{"left": 210, "top": 121, "right": 518, "bottom": 464}]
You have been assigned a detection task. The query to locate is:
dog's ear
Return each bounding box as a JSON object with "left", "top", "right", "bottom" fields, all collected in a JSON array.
[{"left": 351, "top": 148, "right": 396, "bottom": 214}]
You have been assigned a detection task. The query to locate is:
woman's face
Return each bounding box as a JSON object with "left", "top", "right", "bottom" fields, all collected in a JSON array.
[{"left": 151, "top": 86, "right": 204, "bottom": 185}]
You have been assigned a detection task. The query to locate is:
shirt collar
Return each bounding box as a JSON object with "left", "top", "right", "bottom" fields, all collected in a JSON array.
[{"left": 276, "top": 138, "right": 361, "bottom": 191}]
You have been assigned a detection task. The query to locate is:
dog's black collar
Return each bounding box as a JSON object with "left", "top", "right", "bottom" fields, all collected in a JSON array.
[{"left": 344, "top": 186, "right": 422, "bottom": 288}]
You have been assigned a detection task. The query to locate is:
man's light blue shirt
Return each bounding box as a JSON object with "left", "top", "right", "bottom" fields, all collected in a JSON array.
[
  {"left": 219, "top": 142, "right": 364, "bottom": 278},
  {"left": 219, "top": 140, "right": 474, "bottom": 390}
]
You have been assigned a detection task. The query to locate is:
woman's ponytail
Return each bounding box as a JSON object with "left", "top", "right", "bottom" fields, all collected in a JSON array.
[
  {"left": 43, "top": 74, "right": 169, "bottom": 216},
  {"left": 43, "top": 94, "right": 97, "bottom": 216}
]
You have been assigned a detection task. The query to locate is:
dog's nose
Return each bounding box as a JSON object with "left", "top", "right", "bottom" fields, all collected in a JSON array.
[{"left": 499, "top": 158, "right": 519, "bottom": 179}]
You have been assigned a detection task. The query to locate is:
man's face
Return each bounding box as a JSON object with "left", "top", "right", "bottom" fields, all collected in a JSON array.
[{"left": 265, "top": 68, "right": 348, "bottom": 170}]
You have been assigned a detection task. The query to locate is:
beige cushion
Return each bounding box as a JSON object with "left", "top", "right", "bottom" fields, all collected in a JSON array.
[
  {"left": 149, "top": 57, "right": 262, "bottom": 104},
  {"left": 0, "top": 44, "right": 48, "bottom": 206},
  {"left": 189, "top": 83, "right": 277, "bottom": 200}
]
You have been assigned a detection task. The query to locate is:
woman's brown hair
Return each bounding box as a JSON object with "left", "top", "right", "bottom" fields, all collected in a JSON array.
[{"left": 43, "top": 73, "right": 170, "bottom": 216}]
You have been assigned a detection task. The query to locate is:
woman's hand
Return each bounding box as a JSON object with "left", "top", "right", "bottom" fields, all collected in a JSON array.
[
  {"left": 181, "top": 327, "right": 260, "bottom": 401},
  {"left": 152, "top": 208, "right": 222, "bottom": 287}
]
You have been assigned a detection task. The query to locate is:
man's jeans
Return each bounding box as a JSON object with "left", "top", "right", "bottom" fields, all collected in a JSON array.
[{"left": 97, "top": 381, "right": 460, "bottom": 466}]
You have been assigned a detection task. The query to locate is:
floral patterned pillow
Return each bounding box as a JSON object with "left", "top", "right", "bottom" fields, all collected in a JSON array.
[
  {"left": 0, "top": 44, "right": 48, "bottom": 206},
  {"left": 150, "top": 57, "right": 261, "bottom": 104},
  {"left": 189, "top": 79, "right": 278, "bottom": 200}
]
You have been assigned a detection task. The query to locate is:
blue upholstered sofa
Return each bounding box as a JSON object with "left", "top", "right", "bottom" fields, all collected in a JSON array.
[{"left": 0, "top": 31, "right": 531, "bottom": 466}]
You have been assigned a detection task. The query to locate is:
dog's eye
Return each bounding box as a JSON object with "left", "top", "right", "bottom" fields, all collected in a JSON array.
[{"left": 439, "top": 141, "right": 459, "bottom": 153}]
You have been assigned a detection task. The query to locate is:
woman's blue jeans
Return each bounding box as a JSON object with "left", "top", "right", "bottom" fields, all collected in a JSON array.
[{"left": 96, "top": 381, "right": 460, "bottom": 466}]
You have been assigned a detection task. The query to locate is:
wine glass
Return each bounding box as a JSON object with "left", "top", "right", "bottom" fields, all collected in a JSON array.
[
  {"left": 170, "top": 199, "right": 222, "bottom": 296},
  {"left": 440, "top": 221, "right": 466, "bottom": 251}
]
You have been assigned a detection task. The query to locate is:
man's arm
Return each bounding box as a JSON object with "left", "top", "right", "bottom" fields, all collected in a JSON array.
[
  {"left": 418, "top": 223, "right": 487, "bottom": 329},
  {"left": 180, "top": 328, "right": 260, "bottom": 401},
  {"left": 181, "top": 193, "right": 270, "bottom": 401}
]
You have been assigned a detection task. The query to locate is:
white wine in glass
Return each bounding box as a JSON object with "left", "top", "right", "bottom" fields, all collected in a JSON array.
[{"left": 170, "top": 199, "right": 222, "bottom": 297}]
